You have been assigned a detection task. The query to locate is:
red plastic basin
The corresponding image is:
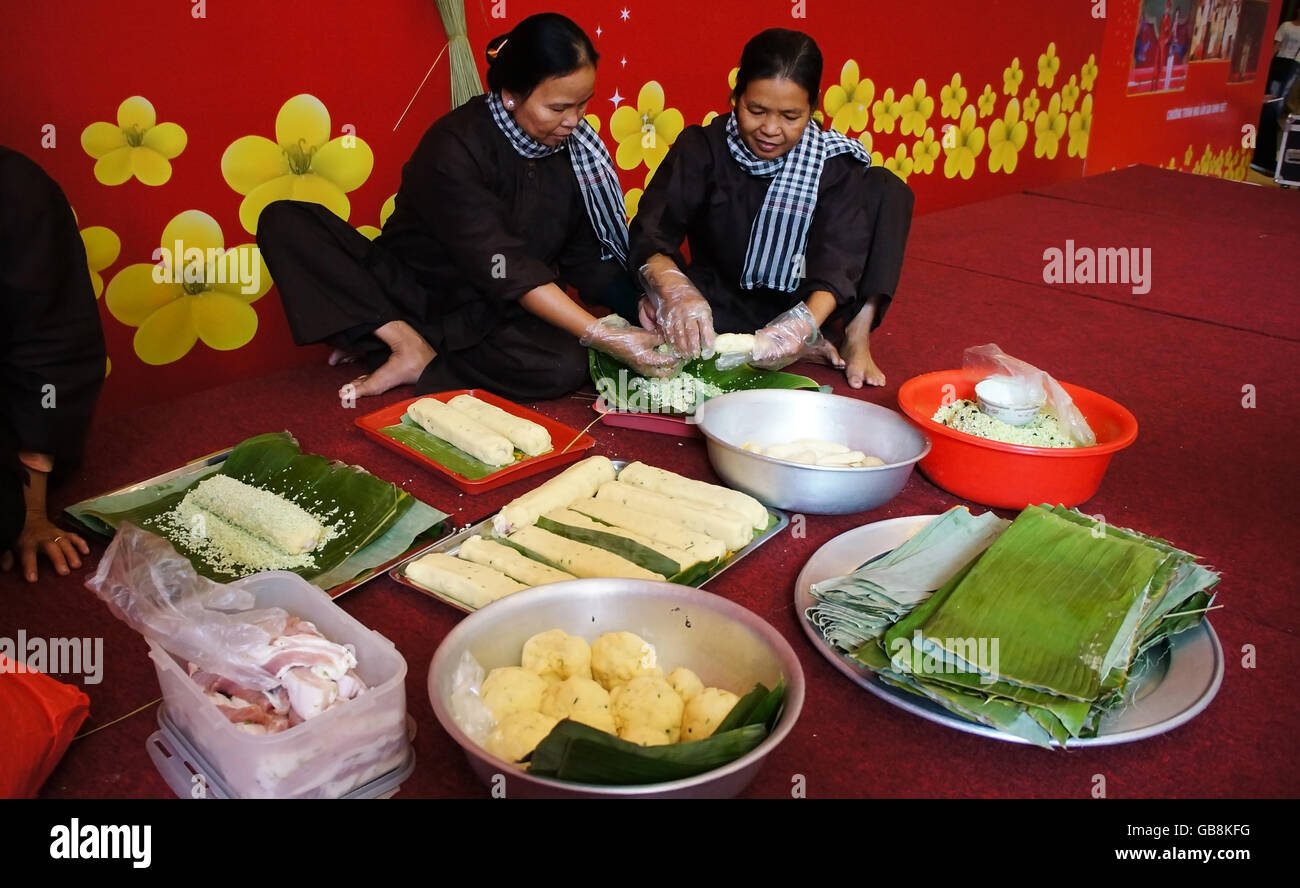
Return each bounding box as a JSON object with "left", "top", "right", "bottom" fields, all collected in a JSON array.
[{"left": 897, "top": 370, "right": 1138, "bottom": 509}]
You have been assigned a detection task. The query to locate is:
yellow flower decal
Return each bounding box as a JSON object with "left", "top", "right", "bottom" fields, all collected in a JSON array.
[
  {"left": 1003, "top": 58, "right": 1024, "bottom": 97},
  {"left": 624, "top": 168, "right": 655, "bottom": 221},
  {"left": 872, "top": 88, "right": 902, "bottom": 133},
  {"left": 221, "top": 94, "right": 375, "bottom": 235},
  {"left": 1023, "top": 88, "right": 1042, "bottom": 121},
  {"left": 883, "top": 144, "right": 914, "bottom": 183},
  {"left": 1033, "top": 93, "right": 1067, "bottom": 159},
  {"left": 856, "top": 131, "right": 884, "bottom": 166},
  {"left": 1185, "top": 146, "right": 1194, "bottom": 166},
  {"left": 357, "top": 194, "right": 398, "bottom": 241},
  {"left": 611, "top": 82, "right": 684, "bottom": 172},
  {"left": 898, "top": 79, "right": 934, "bottom": 137},
  {"left": 977, "top": 84, "right": 997, "bottom": 118},
  {"left": 1067, "top": 94, "right": 1093, "bottom": 158},
  {"left": 1037, "top": 43, "right": 1061, "bottom": 88},
  {"left": 74, "top": 211, "right": 120, "bottom": 299},
  {"left": 1080, "top": 54, "right": 1099, "bottom": 92},
  {"left": 105, "top": 210, "right": 271, "bottom": 365},
  {"left": 729, "top": 67, "right": 739, "bottom": 92},
  {"left": 81, "top": 97, "right": 187, "bottom": 187},
  {"left": 824, "top": 61, "right": 875, "bottom": 134},
  {"left": 943, "top": 106, "right": 985, "bottom": 180},
  {"left": 1061, "top": 75, "right": 1080, "bottom": 113},
  {"left": 940, "top": 74, "right": 968, "bottom": 119},
  {"left": 584, "top": 113, "right": 601, "bottom": 132},
  {"left": 988, "top": 99, "right": 1028, "bottom": 174},
  {"left": 912, "top": 127, "right": 941, "bottom": 175}
]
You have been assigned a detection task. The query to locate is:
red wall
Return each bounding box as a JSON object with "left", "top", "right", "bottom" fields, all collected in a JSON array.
[{"left": 0, "top": 0, "right": 1278, "bottom": 414}]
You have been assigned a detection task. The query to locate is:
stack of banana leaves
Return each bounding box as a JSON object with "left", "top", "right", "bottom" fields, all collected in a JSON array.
[
  {"left": 66, "top": 432, "right": 447, "bottom": 589},
  {"left": 807, "top": 505, "right": 1219, "bottom": 747},
  {"left": 588, "top": 349, "right": 821, "bottom": 415}
]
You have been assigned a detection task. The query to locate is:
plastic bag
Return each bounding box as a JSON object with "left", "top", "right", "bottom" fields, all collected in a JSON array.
[
  {"left": 0, "top": 656, "right": 90, "bottom": 798},
  {"left": 962, "top": 344, "right": 1096, "bottom": 446},
  {"left": 448, "top": 650, "right": 496, "bottom": 746},
  {"left": 84, "top": 522, "right": 294, "bottom": 691}
]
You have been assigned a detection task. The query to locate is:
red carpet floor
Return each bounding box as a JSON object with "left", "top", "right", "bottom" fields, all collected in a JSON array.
[
  {"left": 908, "top": 190, "right": 1300, "bottom": 341},
  {"left": 4, "top": 168, "right": 1298, "bottom": 798},
  {"left": 1027, "top": 164, "right": 1300, "bottom": 236}
]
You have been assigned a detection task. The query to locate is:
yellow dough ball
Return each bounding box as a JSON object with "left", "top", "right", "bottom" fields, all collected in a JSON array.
[
  {"left": 591, "top": 631, "right": 661, "bottom": 690},
  {"left": 610, "top": 675, "right": 684, "bottom": 746},
  {"left": 480, "top": 666, "right": 546, "bottom": 722},
  {"left": 484, "top": 711, "right": 559, "bottom": 766},
  {"left": 540, "top": 676, "right": 616, "bottom": 734},
  {"left": 521, "top": 629, "right": 592, "bottom": 683},
  {"left": 667, "top": 667, "right": 704, "bottom": 703},
  {"left": 681, "top": 687, "right": 741, "bottom": 741}
]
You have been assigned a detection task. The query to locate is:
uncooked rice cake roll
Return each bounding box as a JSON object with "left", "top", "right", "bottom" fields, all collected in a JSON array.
[
  {"left": 408, "top": 397, "right": 516, "bottom": 466},
  {"left": 405, "top": 552, "right": 526, "bottom": 609},
  {"left": 457, "top": 535, "right": 576, "bottom": 586},
  {"left": 187, "top": 474, "right": 325, "bottom": 554},
  {"left": 492, "top": 455, "right": 617, "bottom": 536},
  {"left": 447, "top": 394, "right": 552, "bottom": 457}
]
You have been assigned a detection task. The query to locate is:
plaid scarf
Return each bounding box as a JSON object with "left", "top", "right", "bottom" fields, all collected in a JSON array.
[
  {"left": 486, "top": 91, "right": 628, "bottom": 265},
  {"left": 725, "top": 111, "right": 871, "bottom": 292}
]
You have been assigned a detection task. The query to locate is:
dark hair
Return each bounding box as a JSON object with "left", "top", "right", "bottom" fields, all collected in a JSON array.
[
  {"left": 485, "top": 13, "right": 598, "bottom": 96},
  {"left": 731, "top": 29, "right": 823, "bottom": 108}
]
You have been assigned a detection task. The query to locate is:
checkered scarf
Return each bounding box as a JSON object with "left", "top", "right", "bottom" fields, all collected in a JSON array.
[
  {"left": 725, "top": 111, "right": 871, "bottom": 292},
  {"left": 487, "top": 91, "right": 628, "bottom": 265}
]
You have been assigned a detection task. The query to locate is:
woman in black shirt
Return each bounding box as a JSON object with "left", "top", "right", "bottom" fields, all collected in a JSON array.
[
  {"left": 630, "top": 29, "right": 910, "bottom": 387},
  {"left": 258, "top": 13, "right": 675, "bottom": 401}
]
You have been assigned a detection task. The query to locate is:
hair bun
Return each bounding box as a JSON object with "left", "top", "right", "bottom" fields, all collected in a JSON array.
[{"left": 485, "top": 33, "right": 510, "bottom": 66}]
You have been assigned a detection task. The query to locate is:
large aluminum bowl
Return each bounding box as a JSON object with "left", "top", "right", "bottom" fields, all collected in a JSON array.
[
  {"left": 692, "top": 389, "right": 931, "bottom": 515},
  {"left": 428, "top": 579, "right": 804, "bottom": 798}
]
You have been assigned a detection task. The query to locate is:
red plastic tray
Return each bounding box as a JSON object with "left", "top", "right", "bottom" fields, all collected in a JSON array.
[
  {"left": 355, "top": 389, "right": 596, "bottom": 494},
  {"left": 592, "top": 397, "right": 702, "bottom": 439}
]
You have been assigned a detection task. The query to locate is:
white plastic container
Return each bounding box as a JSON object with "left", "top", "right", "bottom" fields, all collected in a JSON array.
[{"left": 146, "top": 571, "right": 409, "bottom": 799}]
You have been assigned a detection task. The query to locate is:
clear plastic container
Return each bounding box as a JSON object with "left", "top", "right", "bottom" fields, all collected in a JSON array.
[{"left": 145, "top": 571, "right": 409, "bottom": 799}]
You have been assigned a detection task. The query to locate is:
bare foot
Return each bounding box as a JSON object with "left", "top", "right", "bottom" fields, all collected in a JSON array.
[
  {"left": 341, "top": 320, "right": 435, "bottom": 398},
  {"left": 841, "top": 314, "right": 886, "bottom": 389},
  {"left": 328, "top": 347, "right": 362, "bottom": 366},
  {"left": 802, "top": 338, "right": 847, "bottom": 369}
]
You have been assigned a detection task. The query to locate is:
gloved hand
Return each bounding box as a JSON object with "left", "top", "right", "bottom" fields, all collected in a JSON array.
[
  {"left": 581, "top": 314, "right": 682, "bottom": 378},
  {"left": 638, "top": 262, "right": 716, "bottom": 359},
  {"left": 751, "top": 302, "right": 820, "bottom": 370}
]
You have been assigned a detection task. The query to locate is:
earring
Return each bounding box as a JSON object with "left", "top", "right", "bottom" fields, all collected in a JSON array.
[{"left": 505, "top": 100, "right": 516, "bottom": 109}]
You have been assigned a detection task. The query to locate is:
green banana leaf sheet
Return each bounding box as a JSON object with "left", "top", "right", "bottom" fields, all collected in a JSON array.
[
  {"left": 65, "top": 432, "right": 448, "bottom": 588},
  {"left": 588, "top": 348, "right": 821, "bottom": 415},
  {"left": 379, "top": 413, "right": 526, "bottom": 480}
]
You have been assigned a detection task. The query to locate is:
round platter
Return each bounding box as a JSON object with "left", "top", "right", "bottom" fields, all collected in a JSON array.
[{"left": 794, "top": 514, "right": 1223, "bottom": 747}]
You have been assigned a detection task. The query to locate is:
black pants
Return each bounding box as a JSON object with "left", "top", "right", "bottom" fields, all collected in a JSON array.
[{"left": 256, "top": 201, "right": 590, "bottom": 401}]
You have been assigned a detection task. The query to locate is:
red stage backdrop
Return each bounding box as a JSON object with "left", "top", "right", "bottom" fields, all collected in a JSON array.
[{"left": 0, "top": 0, "right": 1279, "bottom": 414}]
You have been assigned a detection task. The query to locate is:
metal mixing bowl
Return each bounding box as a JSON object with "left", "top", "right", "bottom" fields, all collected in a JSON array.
[
  {"left": 692, "top": 389, "right": 931, "bottom": 515},
  {"left": 427, "top": 579, "right": 805, "bottom": 798}
]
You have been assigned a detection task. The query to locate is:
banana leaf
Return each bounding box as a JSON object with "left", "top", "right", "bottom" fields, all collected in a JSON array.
[
  {"left": 379, "top": 413, "right": 526, "bottom": 480},
  {"left": 65, "top": 432, "right": 447, "bottom": 587},
  {"left": 535, "top": 515, "right": 683, "bottom": 577},
  {"left": 894, "top": 506, "right": 1165, "bottom": 703},
  {"left": 589, "top": 348, "right": 820, "bottom": 415}
]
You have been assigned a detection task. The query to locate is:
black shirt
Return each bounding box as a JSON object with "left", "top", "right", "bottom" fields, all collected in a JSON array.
[
  {"left": 629, "top": 116, "right": 872, "bottom": 332},
  {"left": 377, "top": 97, "right": 623, "bottom": 349}
]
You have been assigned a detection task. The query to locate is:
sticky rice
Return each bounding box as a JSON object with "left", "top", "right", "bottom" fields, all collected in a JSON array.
[{"left": 932, "top": 399, "right": 1078, "bottom": 448}]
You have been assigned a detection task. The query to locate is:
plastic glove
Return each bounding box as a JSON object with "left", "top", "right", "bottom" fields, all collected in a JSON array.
[
  {"left": 638, "top": 263, "right": 716, "bottom": 359},
  {"left": 714, "top": 345, "right": 754, "bottom": 372},
  {"left": 751, "top": 302, "right": 820, "bottom": 370},
  {"left": 581, "top": 314, "right": 682, "bottom": 378}
]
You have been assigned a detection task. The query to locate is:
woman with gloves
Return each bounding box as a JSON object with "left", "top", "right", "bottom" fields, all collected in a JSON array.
[
  {"left": 258, "top": 13, "right": 676, "bottom": 401},
  {"left": 630, "top": 28, "right": 911, "bottom": 388}
]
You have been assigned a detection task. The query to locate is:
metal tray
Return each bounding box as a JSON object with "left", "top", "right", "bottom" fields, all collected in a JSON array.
[
  {"left": 389, "top": 460, "right": 790, "bottom": 612},
  {"left": 794, "top": 514, "right": 1225, "bottom": 747},
  {"left": 65, "top": 445, "right": 451, "bottom": 599}
]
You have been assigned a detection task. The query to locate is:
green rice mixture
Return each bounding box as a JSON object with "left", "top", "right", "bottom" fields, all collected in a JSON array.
[{"left": 931, "top": 399, "right": 1078, "bottom": 448}]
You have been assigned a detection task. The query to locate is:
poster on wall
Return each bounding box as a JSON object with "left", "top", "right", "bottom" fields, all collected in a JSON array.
[
  {"left": 1227, "top": 1, "right": 1271, "bottom": 82},
  {"left": 1129, "top": 0, "right": 1193, "bottom": 93}
]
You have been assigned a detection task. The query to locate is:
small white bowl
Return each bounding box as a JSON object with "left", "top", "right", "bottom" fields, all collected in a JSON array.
[{"left": 975, "top": 377, "right": 1044, "bottom": 426}]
